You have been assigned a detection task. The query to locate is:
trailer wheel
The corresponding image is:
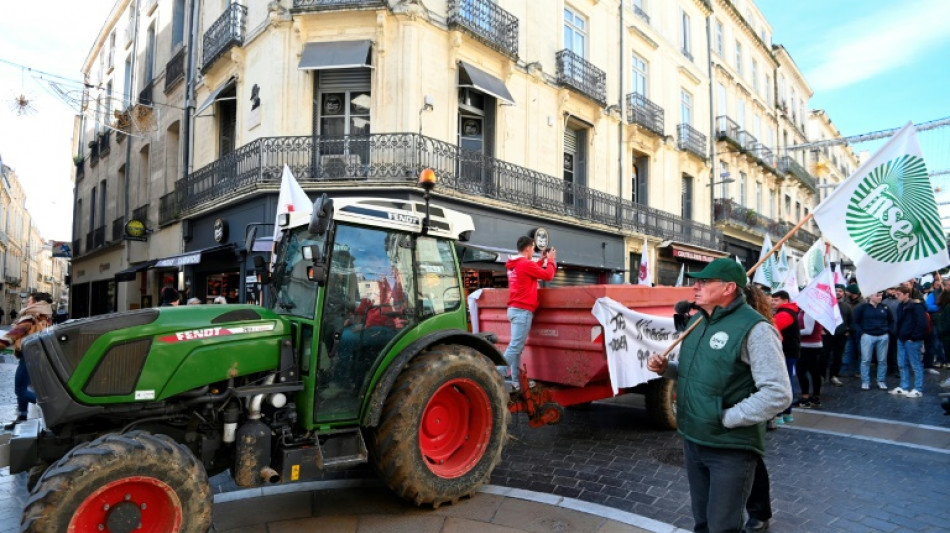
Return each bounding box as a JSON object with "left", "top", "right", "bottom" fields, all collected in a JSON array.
[
  {"left": 645, "top": 378, "right": 677, "bottom": 430},
  {"left": 372, "top": 344, "right": 508, "bottom": 507},
  {"left": 21, "top": 431, "right": 211, "bottom": 533}
]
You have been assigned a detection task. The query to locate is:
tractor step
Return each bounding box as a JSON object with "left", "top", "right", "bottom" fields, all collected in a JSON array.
[{"left": 315, "top": 428, "right": 368, "bottom": 470}]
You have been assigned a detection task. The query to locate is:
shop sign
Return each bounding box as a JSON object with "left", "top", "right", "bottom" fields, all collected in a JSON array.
[
  {"left": 213, "top": 218, "right": 228, "bottom": 243},
  {"left": 155, "top": 252, "right": 202, "bottom": 268},
  {"left": 672, "top": 247, "right": 717, "bottom": 263},
  {"left": 530, "top": 227, "right": 550, "bottom": 251},
  {"left": 125, "top": 219, "right": 148, "bottom": 241}
]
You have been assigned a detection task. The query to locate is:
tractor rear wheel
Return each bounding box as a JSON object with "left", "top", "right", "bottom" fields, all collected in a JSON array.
[
  {"left": 645, "top": 377, "right": 678, "bottom": 430},
  {"left": 372, "top": 344, "right": 508, "bottom": 507},
  {"left": 21, "top": 431, "right": 211, "bottom": 533}
]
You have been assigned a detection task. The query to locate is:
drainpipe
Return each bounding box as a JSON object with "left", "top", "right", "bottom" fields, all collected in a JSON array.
[
  {"left": 617, "top": 2, "right": 624, "bottom": 200},
  {"left": 123, "top": 0, "right": 141, "bottom": 311},
  {"left": 182, "top": 0, "right": 201, "bottom": 178},
  {"left": 705, "top": 9, "right": 716, "bottom": 229}
]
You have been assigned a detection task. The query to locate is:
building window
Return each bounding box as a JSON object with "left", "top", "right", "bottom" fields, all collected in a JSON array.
[
  {"left": 681, "top": 174, "right": 694, "bottom": 219},
  {"left": 751, "top": 60, "right": 759, "bottom": 94},
  {"left": 717, "top": 82, "right": 727, "bottom": 116},
  {"left": 90, "top": 189, "right": 97, "bottom": 233},
  {"left": 718, "top": 160, "right": 729, "bottom": 199},
  {"left": 714, "top": 20, "right": 723, "bottom": 56},
  {"left": 785, "top": 194, "right": 791, "bottom": 215},
  {"left": 172, "top": 0, "right": 186, "bottom": 49},
  {"left": 753, "top": 115, "right": 761, "bottom": 139},
  {"left": 123, "top": 57, "right": 133, "bottom": 107},
  {"left": 680, "top": 89, "right": 692, "bottom": 126},
  {"left": 765, "top": 74, "right": 772, "bottom": 106},
  {"left": 99, "top": 180, "right": 107, "bottom": 228},
  {"left": 564, "top": 7, "right": 587, "bottom": 57},
  {"left": 756, "top": 182, "right": 763, "bottom": 213},
  {"left": 796, "top": 201, "right": 802, "bottom": 221},
  {"left": 631, "top": 53, "right": 648, "bottom": 96},
  {"left": 633, "top": 153, "right": 648, "bottom": 205},
  {"left": 681, "top": 10, "right": 692, "bottom": 59},
  {"left": 735, "top": 41, "right": 742, "bottom": 75},
  {"left": 144, "top": 23, "right": 155, "bottom": 83},
  {"left": 739, "top": 172, "right": 747, "bottom": 205},
  {"left": 105, "top": 82, "right": 113, "bottom": 130},
  {"left": 737, "top": 99, "right": 745, "bottom": 129}
]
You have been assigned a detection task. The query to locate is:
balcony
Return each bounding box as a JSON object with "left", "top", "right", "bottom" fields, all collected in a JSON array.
[
  {"left": 89, "top": 139, "right": 100, "bottom": 167},
  {"left": 85, "top": 231, "right": 94, "bottom": 252},
  {"left": 202, "top": 3, "right": 247, "bottom": 72},
  {"left": 94, "top": 226, "right": 106, "bottom": 249},
  {"left": 677, "top": 124, "right": 706, "bottom": 160},
  {"left": 779, "top": 156, "right": 817, "bottom": 193},
  {"left": 292, "top": 0, "right": 386, "bottom": 10},
  {"left": 72, "top": 239, "right": 81, "bottom": 257},
  {"left": 75, "top": 157, "right": 85, "bottom": 181},
  {"left": 175, "top": 133, "right": 722, "bottom": 250},
  {"left": 556, "top": 49, "right": 606, "bottom": 106},
  {"left": 715, "top": 116, "right": 741, "bottom": 147},
  {"left": 633, "top": 5, "right": 650, "bottom": 24},
  {"left": 165, "top": 46, "right": 186, "bottom": 92},
  {"left": 99, "top": 132, "right": 111, "bottom": 157},
  {"left": 111, "top": 217, "right": 125, "bottom": 242},
  {"left": 626, "top": 93, "right": 664, "bottom": 137},
  {"left": 737, "top": 130, "right": 757, "bottom": 153},
  {"left": 753, "top": 143, "right": 776, "bottom": 171},
  {"left": 159, "top": 192, "right": 180, "bottom": 225},
  {"left": 133, "top": 205, "right": 150, "bottom": 225},
  {"left": 447, "top": 0, "right": 519, "bottom": 60},
  {"left": 139, "top": 80, "right": 153, "bottom": 106}
]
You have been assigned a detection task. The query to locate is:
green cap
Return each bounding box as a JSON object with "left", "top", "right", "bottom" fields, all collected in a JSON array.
[{"left": 688, "top": 258, "right": 748, "bottom": 288}]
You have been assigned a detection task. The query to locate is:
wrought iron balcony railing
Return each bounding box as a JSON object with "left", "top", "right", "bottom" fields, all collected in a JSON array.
[
  {"left": 677, "top": 124, "right": 706, "bottom": 160},
  {"left": 779, "top": 156, "right": 817, "bottom": 193},
  {"left": 447, "top": 0, "right": 519, "bottom": 59},
  {"left": 202, "top": 3, "right": 246, "bottom": 72},
  {"left": 159, "top": 192, "right": 179, "bottom": 225},
  {"left": 556, "top": 49, "right": 607, "bottom": 106},
  {"left": 85, "top": 231, "right": 94, "bottom": 252},
  {"left": 89, "top": 139, "right": 100, "bottom": 167},
  {"left": 292, "top": 0, "right": 386, "bottom": 10},
  {"left": 715, "top": 116, "right": 741, "bottom": 146},
  {"left": 99, "top": 132, "right": 111, "bottom": 157},
  {"left": 737, "top": 130, "right": 757, "bottom": 152},
  {"left": 139, "top": 81, "right": 153, "bottom": 106},
  {"left": 94, "top": 226, "right": 106, "bottom": 249},
  {"left": 714, "top": 198, "right": 819, "bottom": 248},
  {"left": 111, "top": 217, "right": 125, "bottom": 242},
  {"left": 626, "top": 93, "right": 664, "bottom": 137},
  {"left": 132, "top": 204, "right": 150, "bottom": 225},
  {"left": 166, "top": 46, "right": 186, "bottom": 92},
  {"left": 75, "top": 157, "right": 85, "bottom": 181},
  {"left": 174, "top": 133, "right": 722, "bottom": 250},
  {"left": 72, "top": 239, "right": 81, "bottom": 257},
  {"left": 754, "top": 144, "right": 776, "bottom": 171},
  {"left": 633, "top": 5, "right": 650, "bottom": 24}
]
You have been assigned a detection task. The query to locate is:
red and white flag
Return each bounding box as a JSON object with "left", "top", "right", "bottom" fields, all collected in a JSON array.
[
  {"left": 638, "top": 237, "right": 651, "bottom": 286},
  {"left": 273, "top": 165, "right": 312, "bottom": 242},
  {"left": 794, "top": 264, "right": 843, "bottom": 333}
]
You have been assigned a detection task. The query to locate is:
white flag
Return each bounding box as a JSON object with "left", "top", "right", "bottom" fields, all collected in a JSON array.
[
  {"left": 637, "top": 237, "right": 651, "bottom": 286},
  {"left": 752, "top": 234, "right": 777, "bottom": 288},
  {"left": 833, "top": 263, "right": 845, "bottom": 286},
  {"left": 782, "top": 268, "right": 800, "bottom": 298},
  {"left": 591, "top": 297, "right": 680, "bottom": 394},
  {"left": 274, "top": 165, "right": 312, "bottom": 242},
  {"left": 776, "top": 245, "right": 790, "bottom": 288},
  {"left": 812, "top": 122, "right": 949, "bottom": 294},
  {"left": 674, "top": 264, "right": 685, "bottom": 287},
  {"left": 800, "top": 239, "right": 826, "bottom": 285},
  {"left": 794, "top": 265, "right": 843, "bottom": 333}
]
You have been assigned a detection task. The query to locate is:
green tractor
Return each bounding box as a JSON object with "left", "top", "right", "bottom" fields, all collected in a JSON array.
[{"left": 10, "top": 180, "right": 509, "bottom": 532}]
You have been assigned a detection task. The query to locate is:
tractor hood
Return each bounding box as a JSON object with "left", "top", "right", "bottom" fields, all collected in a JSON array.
[{"left": 22, "top": 306, "right": 291, "bottom": 428}]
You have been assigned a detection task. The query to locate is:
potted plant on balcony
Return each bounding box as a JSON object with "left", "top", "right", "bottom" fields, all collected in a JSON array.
[{"left": 745, "top": 209, "right": 758, "bottom": 225}]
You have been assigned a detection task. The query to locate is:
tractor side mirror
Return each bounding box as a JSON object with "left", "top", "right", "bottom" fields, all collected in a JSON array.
[
  {"left": 253, "top": 255, "right": 271, "bottom": 284},
  {"left": 302, "top": 245, "right": 328, "bottom": 285},
  {"left": 309, "top": 194, "right": 334, "bottom": 236}
]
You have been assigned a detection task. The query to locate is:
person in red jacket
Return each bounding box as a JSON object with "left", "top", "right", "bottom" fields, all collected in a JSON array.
[{"left": 503, "top": 236, "right": 557, "bottom": 389}]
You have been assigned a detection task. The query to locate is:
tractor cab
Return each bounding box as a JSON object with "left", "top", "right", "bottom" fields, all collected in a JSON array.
[{"left": 265, "top": 193, "right": 476, "bottom": 426}]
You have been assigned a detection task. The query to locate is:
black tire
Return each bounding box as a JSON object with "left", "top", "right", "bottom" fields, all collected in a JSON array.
[
  {"left": 21, "top": 431, "right": 212, "bottom": 533},
  {"left": 645, "top": 377, "right": 678, "bottom": 430},
  {"left": 371, "top": 344, "right": 509, "bottom": 507}
]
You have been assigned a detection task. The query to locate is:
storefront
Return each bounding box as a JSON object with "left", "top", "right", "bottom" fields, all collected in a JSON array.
[{"left": 656, "top": 241, "right": 729, "bottom": 285}]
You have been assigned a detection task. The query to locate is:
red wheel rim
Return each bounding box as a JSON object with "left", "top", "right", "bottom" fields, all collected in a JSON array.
[
  {"left": 418, "top": 377, "right": 492, "bottom": 478},
  {"left": 69, "top": 476, "right": 183, "bottom": 533}
]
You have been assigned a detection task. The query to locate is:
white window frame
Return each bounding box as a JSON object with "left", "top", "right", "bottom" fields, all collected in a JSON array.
[
  {"left": 751, "top": 59, "right": 759, "bottom": 94},
  {"left": 680, "top": 89, "right": 693, "bottom": 126},
  {"left": 681, "top": 9, "right": 691, "bottom": 57},
  {"left": 631, "top": 52, "right": 648, "bottom": 96},
  {"left": 564, "top": 6, "right": 587, "bottom": 57},
  {"left": 715, "top": 20, "right": 723, "bottom": 56},
  {"left": 735, "top": 41, "right": 742, "bottom": 75}
]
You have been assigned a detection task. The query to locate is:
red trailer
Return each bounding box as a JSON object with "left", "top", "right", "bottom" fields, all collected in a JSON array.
[{"left": 474, "top": 284, "right": 693, "bottom": 429}]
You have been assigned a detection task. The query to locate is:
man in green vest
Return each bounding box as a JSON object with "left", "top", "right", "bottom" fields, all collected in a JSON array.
[{"left": 648, "top": 258, "right": 791, "bottom": 533}]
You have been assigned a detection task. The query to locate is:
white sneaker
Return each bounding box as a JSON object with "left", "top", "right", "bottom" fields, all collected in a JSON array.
[
  {"left": 905, "top": 389, "right": 923, "bottom": 398},
  {"left": 941, "top": 378, "right": 950, "bottom": 389},
  {"left": 831, "top": 376, "right": 844, "bottom": 386},
  {"left": 861, "top": 383, "right": 870, "bottom": 390},
  {"left": 889, "top": 387, "right": 908, "bottom": 396},
  {"left": 926, "top": 368, "right": 940, "bottom": 375},
  {"left": 877, "top": 382, "right": 888, "bottom": 390}
]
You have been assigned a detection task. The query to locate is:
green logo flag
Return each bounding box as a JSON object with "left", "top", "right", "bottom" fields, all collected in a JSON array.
[{"left": 813, "top": 122, "right": 949, "bottom": 294}]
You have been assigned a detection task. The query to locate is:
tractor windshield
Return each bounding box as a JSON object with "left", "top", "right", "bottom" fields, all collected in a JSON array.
[{"left": 268, "top": 226, "right": 326, "bottom": 319}]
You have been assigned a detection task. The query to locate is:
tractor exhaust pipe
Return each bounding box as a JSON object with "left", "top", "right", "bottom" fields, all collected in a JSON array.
[
  {"left": 260, "top": 466, "right": 280, "bottom": 484},
  {"left": 235, "top": 373, "right": 278, "bottom": 487}
]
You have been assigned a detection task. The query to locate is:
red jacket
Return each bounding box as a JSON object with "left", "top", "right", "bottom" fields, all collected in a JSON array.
[
  {"left": 506, "top": 255, "right": 557, "bottom": 312},
  {"left": 773, "top": 302, "right": 800, "bottom": 341}
]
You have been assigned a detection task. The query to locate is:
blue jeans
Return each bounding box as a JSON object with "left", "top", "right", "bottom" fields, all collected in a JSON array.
[
  {"left": 683, "top": 439, "right": 758, "bottom": 533},
  {"left": 860, "top": 334, "right": 888, "bottom": 385},
  {"left": 841, "top": 335, "right": 858, "bottom": 374},
  {"left": 897, "top": 339, "right": 924, "bottom": 392},
  {"left": 14, "top": 356, "right": 37, "bottom": 416},
  {"left": 501, "top": 307, "right": 533, "bottom": 383}
]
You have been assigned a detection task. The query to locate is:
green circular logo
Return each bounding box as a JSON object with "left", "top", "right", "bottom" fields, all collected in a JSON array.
[{"left": 846, "top": 154, "right": 942, "bottom": 263}]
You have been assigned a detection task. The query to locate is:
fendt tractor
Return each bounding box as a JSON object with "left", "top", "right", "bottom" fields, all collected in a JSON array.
[{"left": 9, "top": 175, "right": 511, "bottom": 532}]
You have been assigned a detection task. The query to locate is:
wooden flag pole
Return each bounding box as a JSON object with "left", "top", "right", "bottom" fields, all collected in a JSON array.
[{"left": 655, "top": 211, "right": 816, "bottom": 361}]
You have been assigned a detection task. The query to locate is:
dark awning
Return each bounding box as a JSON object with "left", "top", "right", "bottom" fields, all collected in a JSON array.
[
  {"left": 458, "top": 61, "right": 515, "bottom": 105},
  {"left": 298, "top": 40, "right": 373, "bottom": 71},
  {"left": 195, "top": 76, "right": 237, "bottom": 115},
  {"left": 154, "top": 244, "right": 235, "bottom": 269},
  {"left": 115, "top": 260, "right": 156, "bottom": 282}
]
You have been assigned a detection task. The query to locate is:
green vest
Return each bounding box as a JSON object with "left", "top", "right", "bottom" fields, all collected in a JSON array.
[{"left": 677, "top": 294, "right": 767, "bottom": 455}]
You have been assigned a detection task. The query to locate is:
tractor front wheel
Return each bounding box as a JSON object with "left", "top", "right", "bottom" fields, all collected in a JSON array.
[
  {"left": 21, "top": 431, "right": 211, "bottom": 533},
  {"left": 372, "top": 344, "right": 508, "bottom": 507},
  {"left": 645, "top": 377, "right": 678, "bottom": 430}
]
